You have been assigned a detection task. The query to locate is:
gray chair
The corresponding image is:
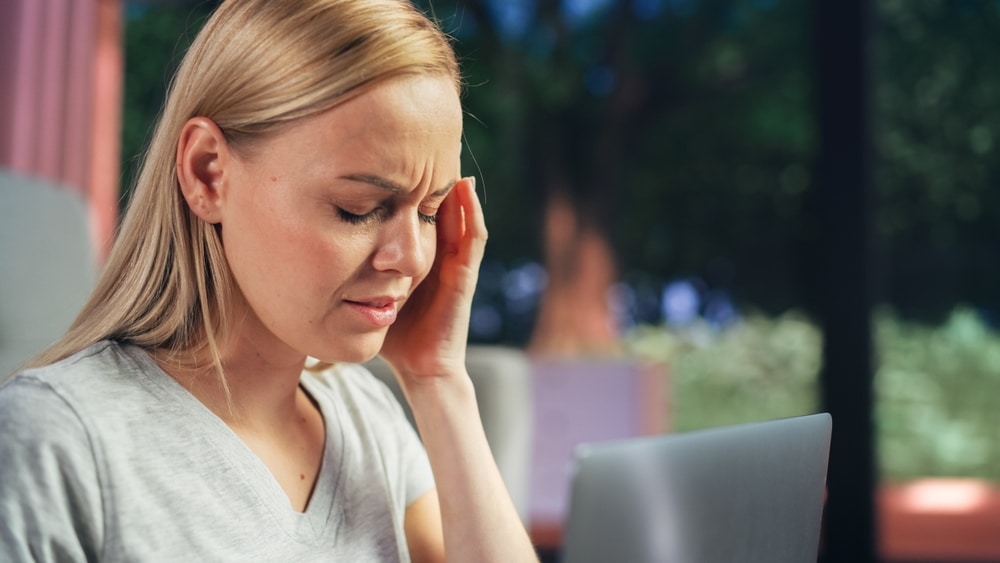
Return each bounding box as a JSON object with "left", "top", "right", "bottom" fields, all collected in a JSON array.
[
  {"left": 0, "top": 169, "right": 96, "bottom": 379},
  {"left": 364, "top": 345, "right": 534, "bottom": 523}
]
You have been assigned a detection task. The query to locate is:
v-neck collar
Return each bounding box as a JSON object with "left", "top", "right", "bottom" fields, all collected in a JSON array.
[{"left": 124, "top": 344, "right": 347, "bottom": 545}]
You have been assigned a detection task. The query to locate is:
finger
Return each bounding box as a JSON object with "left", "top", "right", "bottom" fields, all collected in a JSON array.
[
  {"left": 436, "top": 179, "right": 465, "bottom": 256},
  {"left": 456, "top": 176, "right": 487, "bottom": 264}
]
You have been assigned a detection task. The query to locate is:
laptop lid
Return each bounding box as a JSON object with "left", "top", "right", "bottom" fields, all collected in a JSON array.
[{"left": 561, "top": 413, "right": 832, "bottom": 563}]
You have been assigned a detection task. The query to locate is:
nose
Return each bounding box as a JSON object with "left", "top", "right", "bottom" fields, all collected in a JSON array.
[{"left": 371, "top": 211, "right": 432, "bottom": 277}]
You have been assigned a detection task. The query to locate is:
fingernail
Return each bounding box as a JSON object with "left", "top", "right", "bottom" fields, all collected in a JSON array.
[{"left": 469, "top": 176, "right": 476, "bottom": 191}]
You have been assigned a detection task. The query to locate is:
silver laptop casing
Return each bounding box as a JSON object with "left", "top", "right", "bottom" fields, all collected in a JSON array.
[{"left": 562, "top": 413, "right": 832, "bottom": 563}]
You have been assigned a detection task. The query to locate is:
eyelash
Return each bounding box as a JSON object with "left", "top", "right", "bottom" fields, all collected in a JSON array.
[{"left": 337, "top": 208, "right": 437, "bottom": 226}]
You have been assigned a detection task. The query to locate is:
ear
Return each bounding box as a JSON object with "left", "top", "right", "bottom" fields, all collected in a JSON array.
[{"left": 176, "top": 117, "right": 229, "bottom": 224}]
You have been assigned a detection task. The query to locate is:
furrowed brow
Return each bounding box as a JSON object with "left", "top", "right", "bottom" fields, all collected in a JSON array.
[
  {"left": 343, "top": 174, "right": 457, "bottom": 199},
  {"left": 342, "top": 174, "right": 403, "bottom": 194},
  {"left": 431, "top": 180, "right": 457, "bottom": 198}
]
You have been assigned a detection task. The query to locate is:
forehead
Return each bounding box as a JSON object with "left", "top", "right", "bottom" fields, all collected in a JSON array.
[
  {"left": 244, "top": 75, "right": 463, "bottom": 173},
  {"left": 349, "top": 75, "right": 463, "bottom": 133}
]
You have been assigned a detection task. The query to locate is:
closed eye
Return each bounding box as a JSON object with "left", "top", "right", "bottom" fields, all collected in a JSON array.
[
  {"left": 338, "top": 206, "right": 436, "bottom": 226},
  {"left": 338, "top": 208, "right": 380, "bottom": 225}
]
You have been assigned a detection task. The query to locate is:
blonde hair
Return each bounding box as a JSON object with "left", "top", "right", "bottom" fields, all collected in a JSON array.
[{"left": 29, "top": 0, "right": 460, "bottom": 380}]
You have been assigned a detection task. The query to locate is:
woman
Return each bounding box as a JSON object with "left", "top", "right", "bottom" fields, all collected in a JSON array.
[{"left": 0, "top": 0, "right": 536, "bottom": 561}]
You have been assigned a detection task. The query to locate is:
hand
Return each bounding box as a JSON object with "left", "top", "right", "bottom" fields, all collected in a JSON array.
[{"left": 379, "top": 176, "right": 485, "bottom": 385}]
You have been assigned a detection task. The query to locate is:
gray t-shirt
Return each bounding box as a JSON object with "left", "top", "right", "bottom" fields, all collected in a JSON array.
[{"left": 0, "top": 341, "right": 435, "bottom": 561}]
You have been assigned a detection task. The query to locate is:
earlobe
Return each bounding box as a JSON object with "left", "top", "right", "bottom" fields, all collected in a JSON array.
[{"left": 177, "top": 117, "right": 228, "bottom": 224}]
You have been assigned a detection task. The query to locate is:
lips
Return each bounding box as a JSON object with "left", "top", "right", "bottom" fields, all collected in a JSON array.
[
  {"left": 347, "top": 294, "right": 404, "bottom": 308},
  {"left": 345, "top": 295, "right": 403, "bottom": 327},
  {"left": 352, "top": 297, "right": 392, "bottom": 308}
]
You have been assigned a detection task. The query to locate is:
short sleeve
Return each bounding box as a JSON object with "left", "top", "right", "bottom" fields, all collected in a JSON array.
[
  {"left": 372, "top": 379, "right": 436, "bottom": 506},
  {"left": 0, "top": 376, "right": 105, "bottom": 562}
]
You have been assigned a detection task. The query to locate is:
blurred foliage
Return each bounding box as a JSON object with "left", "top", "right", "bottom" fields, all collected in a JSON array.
[
  {"left": 625, "top": 307, "right": 1000, "bottom": 481},
  {"left": 625, "top": 312, "right": 821, "bottom": 431},
  {"left": 875, "top": 0, "right": 1000, "bottom": 320},
  {"left": 875, "top": 306, "right": 1000, "bottom": 481}
]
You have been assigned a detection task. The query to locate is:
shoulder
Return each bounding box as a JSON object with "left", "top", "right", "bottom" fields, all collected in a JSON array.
[
  {"left": 0, "top": 342, "right": 114, "bottom": 438},
  {"left": 0, "top": 351, "right": 107, "bottom": 560},
  {"left": 0, "top": 368, "right": 91, "bottom": 448},
  {"left": 0, "top": 340, "right": 159, "bottom": 479},
  {"left": 0, "top": 342, "right": 124, "bottom": 475},
  {"left": 4, "top": 341, "right": 168, "bottom": 414},
  {"left": 5, "top": 341, "right": 140, "bottom": 394}
]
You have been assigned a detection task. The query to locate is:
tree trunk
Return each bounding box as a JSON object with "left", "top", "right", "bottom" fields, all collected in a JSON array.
[{"left": 529, "top": 192, "right": 620, "bottom": 356}]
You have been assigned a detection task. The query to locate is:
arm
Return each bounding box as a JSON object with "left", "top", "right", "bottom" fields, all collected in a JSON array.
[
  {"left": 403, "top": 489, "right": 445, "bottom": 562},
  {"left": 406, "top": 370, "right": 534, "bottom": 562},
  {"left": 381, "top": 177, "right": 537, "bottom": 562}
]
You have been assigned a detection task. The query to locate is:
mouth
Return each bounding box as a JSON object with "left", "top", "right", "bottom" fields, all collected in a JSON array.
[
  {"left": 346, "top": 294, "right": 404, "bottom": 308},
  {"left": 350, "top": 297, "right": 393, "bottom": 308},
  {"left": 344, "top": 296, "right": 403, "bottom": 327}
]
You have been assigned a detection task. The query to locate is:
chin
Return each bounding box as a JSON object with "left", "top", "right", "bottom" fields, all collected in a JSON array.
[{"left": 309, "top": 335, "right": 385, "bottom": 365}]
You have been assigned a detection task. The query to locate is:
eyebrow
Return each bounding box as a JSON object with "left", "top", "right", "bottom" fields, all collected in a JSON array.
[{"left": 342, "top": 173, "right": 455, "bottom": 198}]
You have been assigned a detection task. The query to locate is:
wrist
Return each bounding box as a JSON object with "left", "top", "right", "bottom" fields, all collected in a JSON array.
[{"left": 400, "top": 368, "right": 476, "bottom": 411}]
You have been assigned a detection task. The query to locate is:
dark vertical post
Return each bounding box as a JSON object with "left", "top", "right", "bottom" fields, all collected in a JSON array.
[{"left": 815, "top": 1, "right": 877, "bottom": 562}]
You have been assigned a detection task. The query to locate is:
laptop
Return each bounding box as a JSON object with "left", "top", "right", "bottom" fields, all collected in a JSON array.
[{"left": 561, "top": 413, "right": 832, "bottom": 563}]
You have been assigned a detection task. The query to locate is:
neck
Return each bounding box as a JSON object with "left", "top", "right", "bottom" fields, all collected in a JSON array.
[
  {"left": 157, "top": 330, "right": 309, "bottom": 432},
  {"left": 154, "top": 327, "right": 327, "bottom": 513}
]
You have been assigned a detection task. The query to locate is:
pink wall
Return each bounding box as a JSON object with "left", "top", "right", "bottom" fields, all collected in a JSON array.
[{"left": 0, "top": 0, "right": 123, "bottom": 261}]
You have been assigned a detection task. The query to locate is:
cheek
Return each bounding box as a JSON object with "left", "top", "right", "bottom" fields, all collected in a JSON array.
[
  {"left": 240, "top": 211, "right": 301, "bottom": 263},
  {"left": 310, "top": 234, "right": 362, "bottom": 278},
  {"left": 417, "top": 229, "right": 438, "bottom": 281},
  {"left": 223, "top": 194, "right": 314, "bottom": 285}
]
